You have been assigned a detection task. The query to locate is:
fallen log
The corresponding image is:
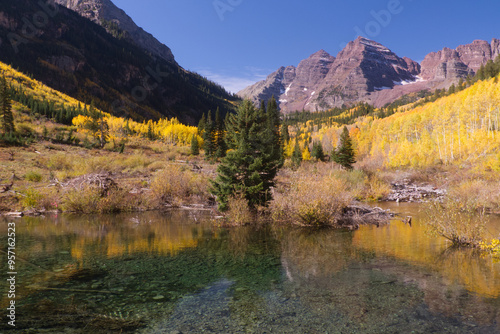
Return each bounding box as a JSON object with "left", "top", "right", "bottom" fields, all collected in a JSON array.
[
  {"left": 3, "top": 211, "right": 23, "bottom": 218},
  {"left": 0, "top": 182, "right": 13, "bottom": 193},
  {"left": 338, "top": 204, "right": 411, "bottom": 229},
  {"left": 62, "top": 173, "right": 117, "bottom": 193}
]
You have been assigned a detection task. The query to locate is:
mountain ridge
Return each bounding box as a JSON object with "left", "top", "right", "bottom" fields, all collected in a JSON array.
[
  {"left": 239, "top": 37, "right": 500, "bottom": 112},
  {"left": 54, "top": 0, "right": 176, "bottom": 64},
  {"left": 0, "top": 0, "right": 237, "bottom": 124}
]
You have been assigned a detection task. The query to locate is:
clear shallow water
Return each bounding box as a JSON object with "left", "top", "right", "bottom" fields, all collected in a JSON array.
[{"left": 1, "top": 206, "right": 500, "bottom": 333}]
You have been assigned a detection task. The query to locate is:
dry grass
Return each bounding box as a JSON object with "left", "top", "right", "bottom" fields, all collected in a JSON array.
[
  {"left": 62, "top": 185, "right": 101, "bottom": 213},
  {"left": 0, "top": 138, "right": 211, "bottom": 213},
  {"left": 448, "top": 179, "right": 500, "bottom": 213},
  {"left": 150, "top": 165, "right": 210, "bottom": 206},
  {"left": 270, "top": 164, "right": 352, "bottom": 227},
  {"left": 17, "top": 186, "right": 59, "bottom": 211},
  {"left": 292, "top": 163, "right": 391, "bottom": 201},
  {"left": 269, "top": 163, "right": 394, "bottom": 226},
  {"left": 24, "top": 170, "right": 43, "bottom": 182},
  {"left": 62, "top": 185, "right": 142, "bottom": 213},
  {"left": 224, "top": 193, "right": 255, "bottom": 226}
]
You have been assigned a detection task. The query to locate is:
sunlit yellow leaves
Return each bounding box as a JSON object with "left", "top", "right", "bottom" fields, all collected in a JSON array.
[
  {"left": 355, "top": 77, "right": 500, "bottom": 168},
  {"left": 0, "top": 62, "right": 99, "bottom": 115},
  {"left": 302, "top": 146, "right": 311, "bottom": 161},
  {"left": 73, "top": 113, "right": 201, "bottom": 146}
]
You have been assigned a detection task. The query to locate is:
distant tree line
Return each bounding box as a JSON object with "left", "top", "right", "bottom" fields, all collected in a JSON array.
[
  {"left": 10, "top": 86, "right": 82, "bottom": 125},
  {"left": 475, "top": 55, "right": 500, "bottom": 81},
  {"left": 283, "top": 102, "right": 375, "bottom": 130}
]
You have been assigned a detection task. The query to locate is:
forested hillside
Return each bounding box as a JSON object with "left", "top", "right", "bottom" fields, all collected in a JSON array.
[
  {"left": 0, "top": 0, "right": 238, "bottom": 124},
  {"left": 284, "top": 74, "right": 500, "bottom": 171},
  {"left": 0, "top": 61, "right": 200, "bottom": 147},
  {"left": 356, "top": 77, "right": 500, "bottom": 169}
]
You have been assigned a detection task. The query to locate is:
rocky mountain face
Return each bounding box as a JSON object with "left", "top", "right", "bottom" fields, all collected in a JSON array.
[
  {"left": 54, "top": 0, "right": 176, "bottom": 64},
  {"left": 238, "top": 66, "right": 296, "bottom": 108},
  {"left": 0, "top": 0, "right": 236, "bottom": 124},
  {"left": 240, "top": 37, "right": 500, "bottom": 112},
  {"left": 420, "top": 39, "right": 500, "bottom": 85}
]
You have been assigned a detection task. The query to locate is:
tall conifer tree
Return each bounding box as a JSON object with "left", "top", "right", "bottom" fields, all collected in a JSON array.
[
  {"left": 333, "top": 126, "right": 356, "bottom": 170},
  {"left": 0, "top": 76, "right": 15, "bottom": 134},
  {"left": 190, "top": 134, "right": 200, "bottom": 156},
  {"left": 311, "top": 141, "right": 325, "bottom": 162},
  {"left": 214, "top": 107, "right": 227, "bottom": 158},
  {"left": 291, "top": 140, "right": 302, "bottom": 167},
  {"left": 211, "top": 100, "right": 282, "bottom": 211},
  {"left": 203, "top": 110, "right": 216, "bottom": 158},
  {"left": 266, "top": 96, "right": 283, "bottom": 167}
]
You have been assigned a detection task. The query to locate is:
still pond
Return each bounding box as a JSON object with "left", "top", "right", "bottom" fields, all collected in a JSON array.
[{"left": 1, "top": 203, "right": 500, "bottom": 333}]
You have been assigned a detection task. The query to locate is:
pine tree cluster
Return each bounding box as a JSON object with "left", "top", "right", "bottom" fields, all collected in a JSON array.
[
  {"left": 475, "top": 55, "right": 500, "bottom": 81},
  {"left": 0, "top": 76, "right": 15, "bottom": 134},
  {"left": 210, "top": 98, "right": 283, "bottom": 211},
  {"left": 198, "top": 108, "right": 228, "bottom": 160}
]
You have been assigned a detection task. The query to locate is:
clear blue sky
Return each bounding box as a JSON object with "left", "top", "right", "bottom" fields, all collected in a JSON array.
[{"left": 113, "top": 0, "right": 500, "bottom": 93}]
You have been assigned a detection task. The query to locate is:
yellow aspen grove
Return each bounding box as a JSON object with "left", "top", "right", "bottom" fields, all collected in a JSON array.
[
  {"left": 73, "top": 113, "right": 201, "bottom": 147},
  {"left": 352, "top": 77, "right": 500, "bottom": 169},
  {"left": 295, "top": 76, "right": 500, "bottom": 170}
]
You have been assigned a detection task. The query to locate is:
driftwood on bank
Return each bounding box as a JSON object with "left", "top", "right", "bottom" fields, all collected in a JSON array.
[
  {"left": 61, "top": 173, "right": 117, "bottom": 193},
  {"left": 385, "top": 179, "right": 446, "bottom": 202},
  {"left": 337, "top": 204, "right": 412, "bottom": 230},
  {"left": 0, "top": 182, "right": 13, "bottom": 193}
]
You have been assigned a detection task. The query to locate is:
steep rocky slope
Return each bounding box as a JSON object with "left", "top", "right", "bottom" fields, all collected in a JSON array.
[
  {"left": 240, "top": 37, "right": 500, "bottom": 112},
  {"left": 54, "top": 0, "right": 176, "bottom": 63},
  {"left": 240, "top": 37, "right": 422, "bottom": 112},
  {"left": 420, "top": 39, "right": 500, "bottom": 85},
  {"left": 0, "top": 0, "right": 237, "bottom": 124}
]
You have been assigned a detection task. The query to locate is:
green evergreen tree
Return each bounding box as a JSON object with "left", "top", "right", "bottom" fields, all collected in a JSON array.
[
  {"left": 190, "top": 133, "right": 200, "bottom": 156},
  {"left": 333, "top": 126, "right": 356, "bottom": 170},
  {"left": 214, "top": 107, "right": 227, "bottom": 158},
  {"left": 197, "top": 113, "right": 206, "bottom": 136},
  {"left": 330, "top": 146, "right": 338, "bottom": 162},
  {"left": 484, "top": 59, "right": 497, "bottom": 79},
  {"left": 266, "top": 96, "right": 284, "bottom": 167},
  {"left": 466, "top": 74, "right": 473, "bottom": 87},
  {"left": 311, "top": 141, "right": 325, "bottom": 162},
  {"left": 203, "top": 110, "right": 216, "bottom": 159},
  {"left": 259, "top": 100, "right": 266, "bottom": 116},
  {"left": 85, "top": 101, "right": 108, "bottom": 148},
  {"left": 281, "top": 123, "right": 290, "bottom": 144},
  {"left": 448, "top": 83, "right": 456, "bottom": 95},
  {"left": 210, "top": 100, "right": 282, "bottom": 211},
  {"left": 97, "top": 109, "right": 108, "bottom": 148},
  {"left": 123, "top": 119, "right": 132, "bottom": 136},
  {"left": 476, "top": 64, "right": 486, "bottom": 81},
  {"left": 147, "top": 122, "right": 155, "bottom": 140},
  {"left": 0, "top": 76, "right": 15, "bottom": 134},
  {"left": 291, "top": 140, "right": 302, "bottom": 167}
]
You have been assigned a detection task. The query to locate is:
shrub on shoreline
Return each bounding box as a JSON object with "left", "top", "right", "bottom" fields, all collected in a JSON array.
[
  {"left": 224, "top": 193, "right": 255, "bottom": 226},
  {"left": 150, "top": 165, "right": 209, "bottom": 206},
  {"left": 423, "top": 199, "right": 486, "bottom": 247},
  {"left": 268, "top": 163, "right": 392, "bottom": 227},
  {"left": 270, "top": 166, "right": 351, "bottom": 227},
  {"left": 62, "top": 185, "right": 143, "bottom": 213}
]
